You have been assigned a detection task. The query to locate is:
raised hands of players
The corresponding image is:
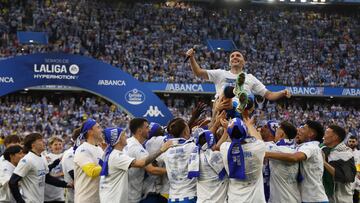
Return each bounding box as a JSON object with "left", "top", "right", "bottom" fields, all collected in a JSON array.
[
  {"left": 210, "top": 110, "right": 226, "bottom": 134},
  {"left": 186, "top": 48, "right": 196, "bottom": 59},
  {"left": 188, "top": 102, "right": 207, "bottom": 129},
  {"left": 243, "top": 114, "right": 256, "bottom": 127},
  {"left": 243, "top": 115, "right": 262, "bottom": 140},
  {"left": 192, "top": 118, "right": 211, "bottom": 130},
  {"left": 219, "top": 115, "right": 229, "bottom": 129},
  {"left": 212, "top": 116, "right": 230, "bottom": 151},
  {"left": 214, "top": 95, "right": 232, "bottom": 113}
]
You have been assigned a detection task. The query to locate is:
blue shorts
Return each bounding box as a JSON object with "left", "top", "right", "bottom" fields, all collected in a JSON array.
[{"left": 168, "top": 197, "right": 197, "bottom": 203}]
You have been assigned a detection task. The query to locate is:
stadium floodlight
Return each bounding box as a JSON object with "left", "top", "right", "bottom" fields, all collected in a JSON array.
[
  {"left": 300, "top": 0, "right": 307, "bottom": 2},
  {"left": 290, "top": 0, "right": 296, "bottom": 2},
  {"left": 320, "top": 0, "right": 326, "bottom": 2},
  {"left": 268, "top": 0, "right": 275, "bottom": 2},
  {"left": 279, "top": 0, "right": 285, "bottom": 2}
]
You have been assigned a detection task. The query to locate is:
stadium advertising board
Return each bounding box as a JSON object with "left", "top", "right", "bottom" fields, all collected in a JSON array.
[
  {"left": 145, "top": 83, "right": 360, "bottom": 97},
  {"left": 0, "top": 53, "right": 173, "bottom": 125}
]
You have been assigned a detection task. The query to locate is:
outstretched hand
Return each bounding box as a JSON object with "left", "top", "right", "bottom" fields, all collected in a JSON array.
[
  {"left": 283, "top": 89, "right": 291, "bottom": 98},
  {"left": 243, "top": 115, "right": 256, "bottom": 128}
]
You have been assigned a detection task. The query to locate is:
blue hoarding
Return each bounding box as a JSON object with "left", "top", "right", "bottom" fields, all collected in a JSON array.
[
  {"left": 0, "top": 54, "right": 173, "bottom": 125},
  {"left": 145, "top": 82, "right": 360, "bottom": 97}
]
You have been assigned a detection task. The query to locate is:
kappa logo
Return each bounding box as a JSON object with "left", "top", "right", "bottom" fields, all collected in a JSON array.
[{"left": 143, "top": 106, "right": 164, "bottom": 117}]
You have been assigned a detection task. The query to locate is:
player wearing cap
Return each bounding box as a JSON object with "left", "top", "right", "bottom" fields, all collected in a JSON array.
[
  {"left": 188, "top": 128, "right": 229, "bottom": 203},
  {"left": 73, "top": 119, "right": 104, "bottom": 203},
  {"left": 99, "top": 127, "right": 173, "bottom": 203},
  {"left": 220, "top": 117, "right": 265, "bottom": 202},
  {"left": 142, "top": 122, "right": 170, "bottom": 203}
]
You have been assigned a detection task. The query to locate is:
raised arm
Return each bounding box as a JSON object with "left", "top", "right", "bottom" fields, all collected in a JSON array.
[
  {"left": 243, "top": 115, "right": 262, "bottom": 141},
  {"left": 264, "top": 89, "right": 291, "bottom": 101},
  {"left": 186, "top": 48, "right": 209, "bottom": 80},
  {"left": 130, "top": 140, "right": 172, "bottom": 171},
  {"left": 265, "top": 151, "right": 307, "bottom": 163}
]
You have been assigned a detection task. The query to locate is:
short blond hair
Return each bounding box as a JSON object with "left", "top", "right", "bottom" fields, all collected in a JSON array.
[{"left": 48, "top": 136, "right": 63, "bottom": 146}]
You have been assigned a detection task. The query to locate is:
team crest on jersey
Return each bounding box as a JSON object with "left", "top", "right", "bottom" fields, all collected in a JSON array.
[{"left": 21, "top": 159, "right": 27, "bottom": 163}]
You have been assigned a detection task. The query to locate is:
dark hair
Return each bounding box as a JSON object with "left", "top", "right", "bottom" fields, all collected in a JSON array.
[
  {"left": 230, "top": 126, "right": 245, "bottom": 140},
  {"left": 3, "top": 145, "right": 23, "bottom": 162},
  {"left": 167, "top": 118, "right": 187, "bottom": 138},
  {"left": 129, "top": 118, "right": 148, "bottom": 135},
  {"left": 306, "top": 120, "right": 324, "bottom": 142},
  {"left": 198, "top": 133, "right": 207, "bottom": 146},
  {"left": 72, "top": 127, "right": 82, "bottom": 141},
  {"left": 23, "top": 133, "right": 43, "bottom": 153},
  {"left": 166, "top": 118, "right": 183, "bottom": 131},
  {"left": 280, "top": 121, "right": 297, "bottom": 139},
  {"left": 328, "top": 125, "right": 347, "bottom": 142},
  {"left": 4, "top": 135, "right": 21, "bottom": 147},
  {"left": 349, "top": 135, "right": 358, "bottom": 141},
  {"left": 231, "top": 49, "right": 242, "bottom": 54}
]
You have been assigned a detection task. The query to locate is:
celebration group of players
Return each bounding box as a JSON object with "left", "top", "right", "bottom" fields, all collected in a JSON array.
[{"left": 0, "top": 49, "right": 358, "bottom": 203}]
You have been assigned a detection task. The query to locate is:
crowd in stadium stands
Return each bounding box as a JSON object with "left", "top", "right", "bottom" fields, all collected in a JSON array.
[
  {"left": 0, "top": 94, "right": 131, "bottom": 147},
  {"left": 0, "top": 0, "right": 358, "bottom": 87},
  {"left": 0, "top": 94, "right": 358, "bottom": 151}
]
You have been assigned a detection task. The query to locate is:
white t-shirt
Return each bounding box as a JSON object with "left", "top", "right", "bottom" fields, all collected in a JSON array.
[
  {"left": 13, "top": 151, "right": 49, "bottom": 203},
  {"left": 61, "top": 148, "right": 75, "bottom": 203},
  {"left": 73, "top": 142, "right": 104, "bottom": 203},
  {"left": 297, "top": 141, "right": 328, "bottom": 202},
  {"left": 220, "top": 138, "right": 266, "bottom": 203},
  {"left": 351, "top": 149, "right": 360, "bottom": 191},
  {"left": 43, "top": 151, "right": 64, "bottom": 201},
  {"left": 157, "top": 138, "right": 197, "bottom": 200},
  {"left": 0, "top": 159, "right": 16, "bottom": 202},
  {"left": 207, "top": 69, "right": 268, "bottom": 98},
  {"left": 99, "top": 149, "right": 134, "bottom": 203},
  {"left": 197, "top": 148, "right": 228, "bottom": 203},
  {"left": 124, "top": 137, "right": 149, "bottom": 203},
  {"left": 143, "top": 136, "right": 169, "bottom": 196},
  {"left": 265, "top": 142, "right": 301, "bottom": 203}
]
